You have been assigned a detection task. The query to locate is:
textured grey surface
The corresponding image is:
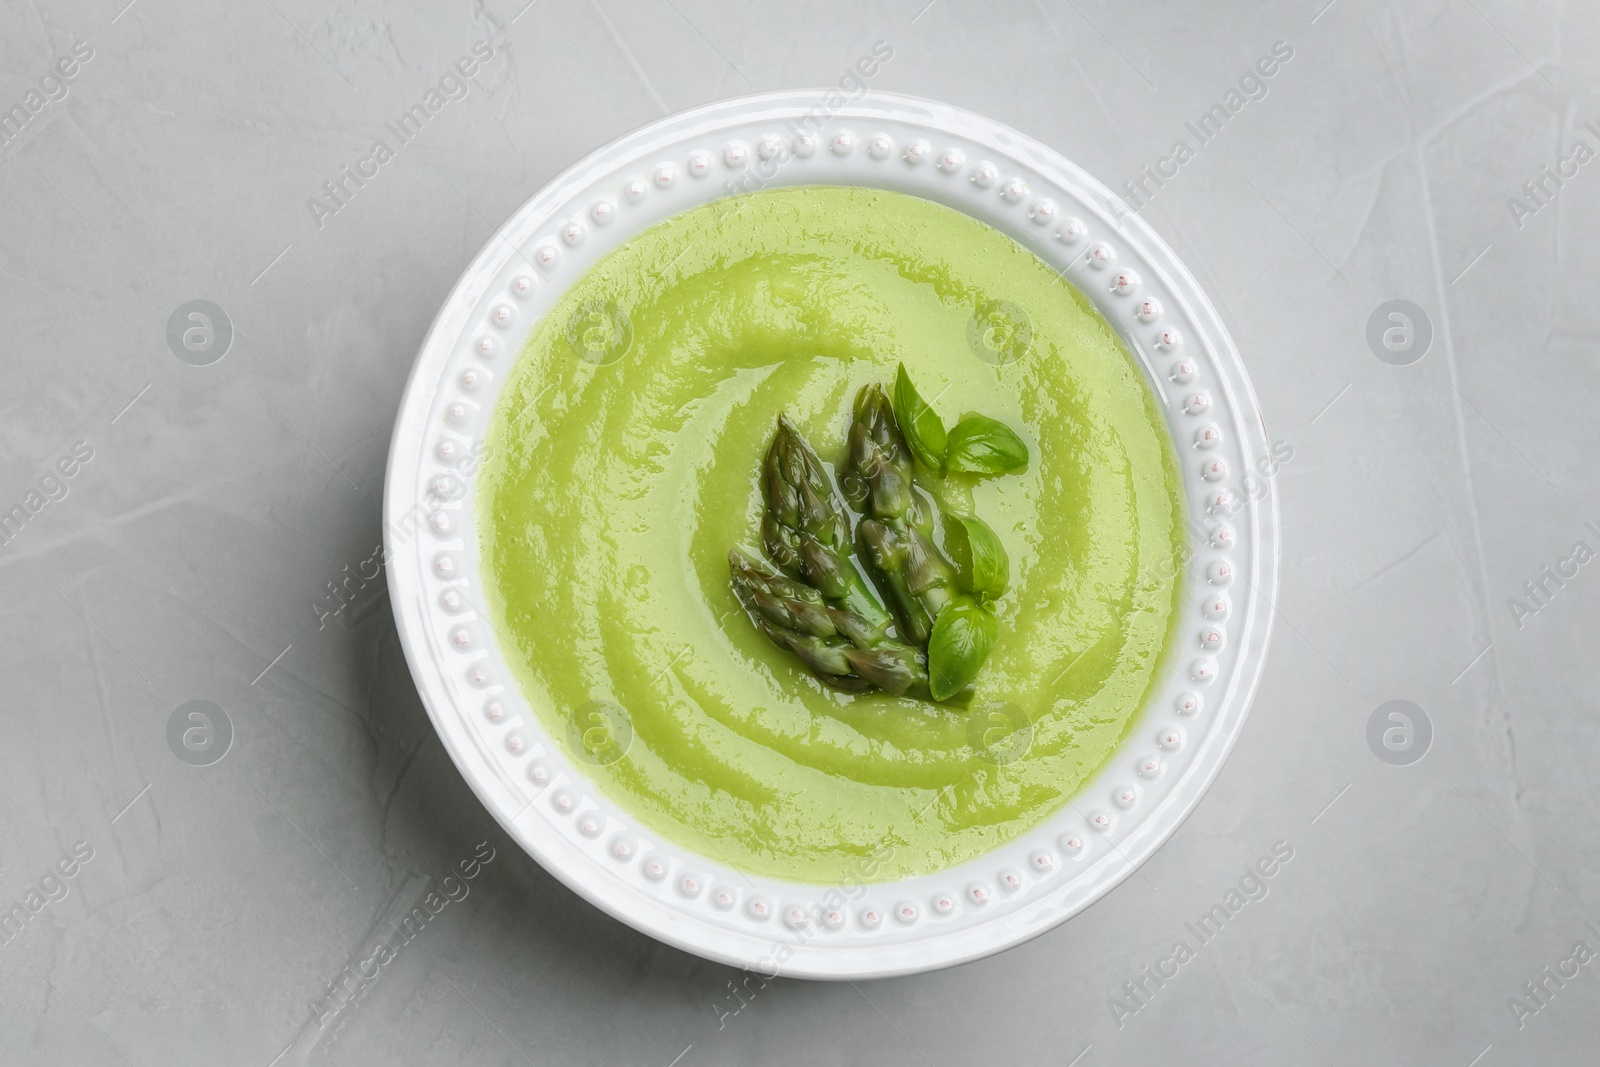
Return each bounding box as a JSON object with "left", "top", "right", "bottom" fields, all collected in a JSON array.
[{"left": 3, "top": 0, "right": 1599, "bottom": 1064}]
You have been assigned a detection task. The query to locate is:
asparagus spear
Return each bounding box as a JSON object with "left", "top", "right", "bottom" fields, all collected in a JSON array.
[
  {"left": 844, "top": 385, "right": 960, "bottom": 646},
  {"left": 761, "top": 415, "right": 891, "bottom": 629},
  {"left": 729, "top": 550, "right": 929, "bottom": 697}
]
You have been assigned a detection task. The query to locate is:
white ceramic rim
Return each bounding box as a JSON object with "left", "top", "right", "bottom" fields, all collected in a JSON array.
[{"left": 384, "top": 90, "right": 1280, "bottom": 980}]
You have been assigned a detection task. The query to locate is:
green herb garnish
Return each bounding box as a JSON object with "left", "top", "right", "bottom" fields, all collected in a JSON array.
[
  {"left": 928, "top": 597, "right": 998, "bottom": 701},
  {"left": 945, "top": 414, "right": 1029, "bottom": 475},
  {"left": 892, "top": 363, "right": 950, "bottom": 473},
  {"left": 944, "top": 513, "right": 1010, "bottom": 604}
]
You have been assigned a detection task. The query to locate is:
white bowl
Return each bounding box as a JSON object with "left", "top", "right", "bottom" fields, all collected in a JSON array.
[{"left": 384, "top": 90, "right": 1279, "bottom": 979}]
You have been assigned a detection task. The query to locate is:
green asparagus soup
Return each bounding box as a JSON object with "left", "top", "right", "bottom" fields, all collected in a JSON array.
[{"left": 478, "top": 186, "right": 1185, "bottom": 883}]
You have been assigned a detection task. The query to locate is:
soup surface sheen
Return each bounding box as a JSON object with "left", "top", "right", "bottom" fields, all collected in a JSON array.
[{"left": 478, "top": 186, "right": 1185, "bottom": 884}]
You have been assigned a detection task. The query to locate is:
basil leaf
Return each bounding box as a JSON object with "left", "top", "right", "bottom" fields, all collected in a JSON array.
[
  {"left": 892, "top": 363, "right": 948, "bottom": 473},
  {"left": 944, "top": 514, "right": 1009, "bottom": 601},
  {"left": 945, "top": 415, "right": 1029, "bottom": 475},
  {"left": 927, "top": 597, "right": 997, "bottom": 701}
]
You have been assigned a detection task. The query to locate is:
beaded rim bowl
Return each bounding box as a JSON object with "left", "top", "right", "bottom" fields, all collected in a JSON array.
[{"left": 384, "top": 90, "right": 1279, "bottom": 979}]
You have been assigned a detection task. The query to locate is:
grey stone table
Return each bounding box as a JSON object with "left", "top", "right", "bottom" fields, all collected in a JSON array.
[{"left": 3, "top": 0, "right": 1598, "bottom": 1064}]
